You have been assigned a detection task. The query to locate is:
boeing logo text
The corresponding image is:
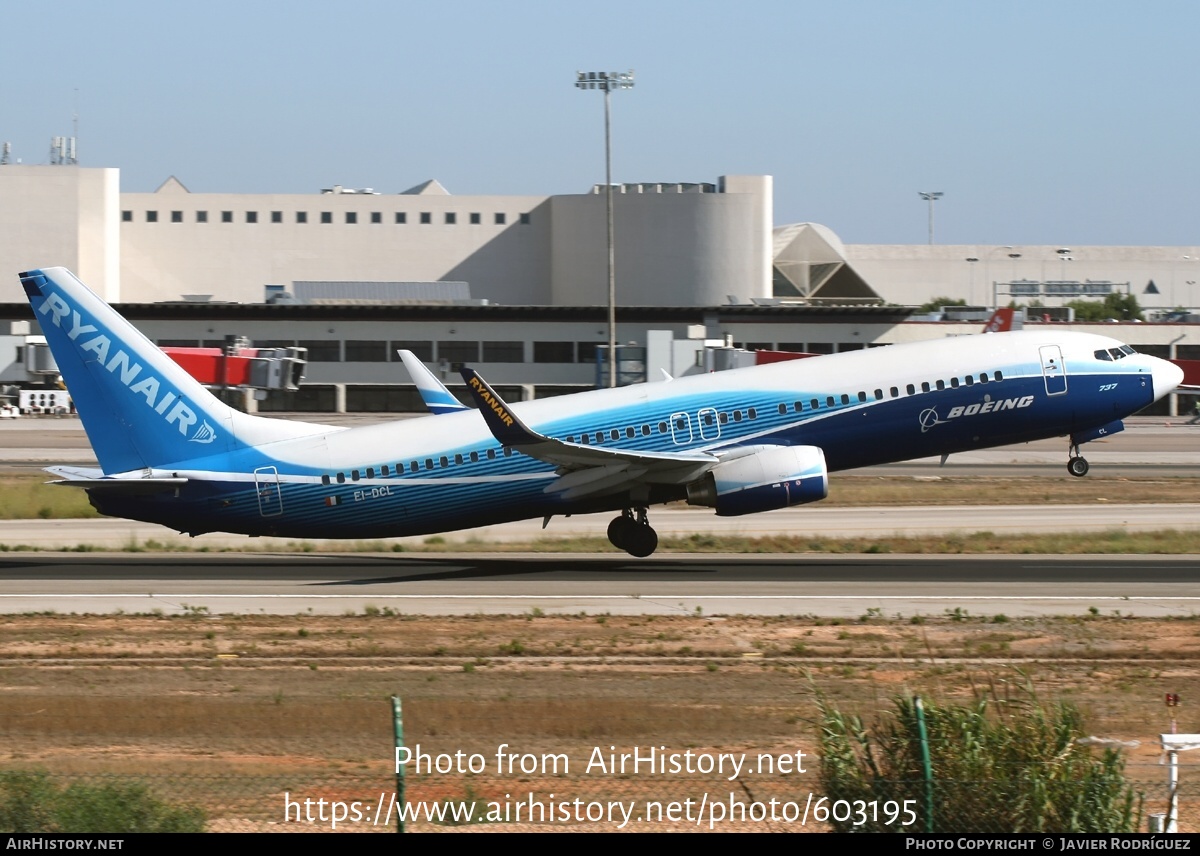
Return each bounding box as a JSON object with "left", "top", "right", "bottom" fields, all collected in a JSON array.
[{"left": 18, "top": 267, "right": 1184, "bottom": 557}]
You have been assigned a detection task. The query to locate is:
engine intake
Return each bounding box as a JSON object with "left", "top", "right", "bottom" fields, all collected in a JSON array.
[{"left": 686, "top": 445, "right": 828, "bottom": 516}]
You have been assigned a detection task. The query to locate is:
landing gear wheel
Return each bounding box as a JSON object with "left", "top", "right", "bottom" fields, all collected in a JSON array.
[
  {"left": 626, "top": 524, "right": 659, "bottom": 558},
  {"left": 1067, "top": 456, "right": 1089, "bottom": 477},
  {"left": 607, "top": 507, "right": 659, "bottom": 557},
  {"left": 607, "top": 513, "right": 636, "bottom": 551}
]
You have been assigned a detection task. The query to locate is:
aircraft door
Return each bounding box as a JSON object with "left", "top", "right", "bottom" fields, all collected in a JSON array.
[
  {"left": 697, "top": 407, "right": 721, "bottom": 441},
  {"left": 253, "top": 466, "right": 284, "bottom": 517},
  {"left": 669, "top": 411, "right": 693, "bottom": 445},
  {"left": 1039, "top": 345, "right": 1068, "bottom": 396}
]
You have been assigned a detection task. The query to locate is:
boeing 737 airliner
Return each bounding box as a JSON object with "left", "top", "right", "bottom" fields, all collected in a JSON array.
[{"left": 20, "top": 267, "right": 1184, "bottom": 557}]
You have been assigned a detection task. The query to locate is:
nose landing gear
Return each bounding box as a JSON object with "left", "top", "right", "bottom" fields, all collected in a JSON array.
[
  {"left": 1067, "top": 442, "right": 1089, "bottom": 477},
  {"left": 607, "top": 507, "right": 659, "bottom": 557}
]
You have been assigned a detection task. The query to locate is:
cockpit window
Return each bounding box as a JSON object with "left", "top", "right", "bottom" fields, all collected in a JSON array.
[
  {"left": 1120, "top": 345, "right": 1136, "bottom": 355},
  {"left": 1095, "top": 349, "right": 1113, "bottom": 361}
]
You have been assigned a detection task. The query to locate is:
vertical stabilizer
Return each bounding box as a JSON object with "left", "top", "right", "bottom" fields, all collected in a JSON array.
[{"left": 20, "top": 267, "right": 328, "bottom": 473}]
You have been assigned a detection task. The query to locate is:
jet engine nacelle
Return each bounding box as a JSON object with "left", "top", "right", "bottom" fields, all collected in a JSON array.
[{"left": 685, "top": 444, "right": 828, "bottom": 516}]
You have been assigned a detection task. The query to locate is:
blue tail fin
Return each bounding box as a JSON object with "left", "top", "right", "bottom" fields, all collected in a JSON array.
[{"left": 21, "top": 267, "right": 328, "bottom": 474}]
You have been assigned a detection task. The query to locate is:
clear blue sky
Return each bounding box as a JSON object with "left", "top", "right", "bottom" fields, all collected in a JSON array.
[{"left": 6, "top": 0, "right": 1198, "bottom": 246}]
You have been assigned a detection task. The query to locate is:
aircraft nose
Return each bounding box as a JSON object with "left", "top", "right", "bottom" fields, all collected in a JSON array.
[{"left": 1150, "top": 357, "right": 1185, "bottom": 401}]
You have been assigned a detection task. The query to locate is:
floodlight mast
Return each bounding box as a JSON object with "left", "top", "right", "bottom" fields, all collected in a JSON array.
[
  {"left": 918, "top": 191, "right": 944, "bottom": 245},
  {"left": 576, "top": 70, "right": 635, "bottom": 387}
]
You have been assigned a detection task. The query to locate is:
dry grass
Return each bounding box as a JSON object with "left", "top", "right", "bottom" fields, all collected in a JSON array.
[{"left": 2, "top": 612, "right": 1192, "bottom": 831}]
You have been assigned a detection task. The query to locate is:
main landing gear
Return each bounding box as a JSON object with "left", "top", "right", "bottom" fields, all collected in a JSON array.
[
  {"left": 607, "top": 507, "right": 659, "bottom": 558},
  {"left": 1067, "top": 441, "right": 1089, "bottom": 478}
]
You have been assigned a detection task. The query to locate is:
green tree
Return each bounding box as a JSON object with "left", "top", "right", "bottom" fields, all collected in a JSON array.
[
  {"left": 1066, "top": 293, "right": 1143, "bottom": 322},
  {"left": 814, "top": 684, "right": 1142, "bottom": 833},
  {"left": 916, "top": 297, "right": 967, "bottom": 314}
]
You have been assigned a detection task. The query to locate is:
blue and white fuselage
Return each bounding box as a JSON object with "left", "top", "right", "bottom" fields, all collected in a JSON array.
[{"left": 20, "top": 267, "right": 1183, "bottom": 556}]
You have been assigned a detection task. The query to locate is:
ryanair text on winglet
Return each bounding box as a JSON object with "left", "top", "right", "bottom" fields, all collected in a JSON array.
[{"left": 469, "top": 376, "right": 515, "bottom": 427}]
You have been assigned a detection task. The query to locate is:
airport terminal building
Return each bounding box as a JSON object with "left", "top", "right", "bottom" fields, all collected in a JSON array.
[{"left": 1, "top": 162, "right": 1197, "bottom": 412}]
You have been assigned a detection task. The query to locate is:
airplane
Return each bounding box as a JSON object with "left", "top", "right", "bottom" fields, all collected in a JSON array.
[{"left": 19, "top": 266, "right": 1184, "bottom": 557}]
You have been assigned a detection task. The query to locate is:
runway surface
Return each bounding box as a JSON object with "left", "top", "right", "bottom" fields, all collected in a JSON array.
[{"left": 2, "top": 552, "right": 1198, "bottom": 618}]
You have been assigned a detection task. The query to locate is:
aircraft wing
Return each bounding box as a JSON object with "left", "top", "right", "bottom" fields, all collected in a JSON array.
[
  {"left": 45, "top": 465, "right": 189, "bottom": 494},
  {"left": 460, "top": 367, "right": 717, "bottom": 500},
  {"left": 398, "top": 350, "right": 469, "bottom": 415}
]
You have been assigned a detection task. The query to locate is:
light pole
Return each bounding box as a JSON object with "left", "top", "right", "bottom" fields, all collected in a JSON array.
[
  {"left": 576, "top": 70, "right": 635, "bottom": 387},
  {"left": 918, "top": 191, "right": 943, "bottom": 245}
]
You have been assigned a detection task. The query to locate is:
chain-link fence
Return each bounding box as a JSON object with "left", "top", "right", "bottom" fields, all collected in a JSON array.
[{"left": 0, "top": 767, "right": 1190, "bottom": 832}]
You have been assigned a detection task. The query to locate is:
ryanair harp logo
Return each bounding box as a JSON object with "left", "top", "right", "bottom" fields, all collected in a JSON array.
[{"left": 190, "top": 420, "right": 218, "bottom": 444}]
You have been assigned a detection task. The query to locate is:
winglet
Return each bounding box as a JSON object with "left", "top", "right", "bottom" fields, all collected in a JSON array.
[
  {"left": 398, "top": 350, "right": 468, "bottom": 415},
  {"left": 460, "top": 367, "right": 543, "bottom": 447}
]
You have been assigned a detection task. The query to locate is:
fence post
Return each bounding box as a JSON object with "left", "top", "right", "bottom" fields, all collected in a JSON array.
[
  {"left": 392, "top": 695, "right": 405, "bottom": 833},
  {"left": 914, "top": 695, "right": 934, "bottom": 833}
]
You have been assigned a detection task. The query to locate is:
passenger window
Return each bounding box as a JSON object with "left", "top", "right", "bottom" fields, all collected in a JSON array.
[
  {"left": 811, "top": 399, "right": 820, "bottom": 410},
  {"left": 504, "top": 447, "right": 512, "bottom": 456},
  {"left": 826, "top": 396, "right": 836, "bottom": 408},
  {"left": 890, "top": 387, "right": 899, "bottom": 398},
  {"left": 455, "top": 454, "right": 463, "bottom": 465},
  {"left": 874, "top": 389, "right": 883, "bottom": 400},
  {"left": 840, "top": 394, "right": 850, "bottom": 405},
  {"left": 336, "top": 472, "right": 345, "bottom": 484},
  {"left": 936, "top": 380, "right": 945, "bottom": 391},
  {"left": 979, "top": 373, "right": 988, "bottom": 384},
  {"left": 641, "top": 425, "right": 650, "bottom": 436},
  {"left": 625, "top": 427, "right": 635, "bottom": 438},
  {"left": 610, "top": 429, "right": 619, "bottom": 441},
  {"left": 382, "top": 465, "right": 390, "bottom": 477},
  {"left": 351, "top": 470, "right": 360, "bottom": 481},
  {"left": 794, "top": 401, "right": 803, "bottom": 412},
  {"left": 993, "top": 371, "right": 1003, "bottom": 381},
  {"left": 595, "top": 432, "right": 604, "bottom": 444},
  {"left": 410, "top": 461, "right": 419, "bottom": 473},
  {"left": 439, "top": 457, "right": 448, "bottom": 468},
  {"left": 733, "top": 411, "right": 742, "bottom": 422},
  {"left": 906, "top": 384, "right": 916, "bottom": 395},
  {"left": 581, "top": 434, "right": 590, "bottom": 444},
  {"left": 950, "top": 377, "right": 959, "bottom": 389},
  {"left": 321, "top": 474, "right": 330, "bottom": 485},
  {"left": 366, "top": 467, "right": 375, "bottom": 479},
  {"left": 425, "top": 459, "right": 434, "bottom": 470},
  {"left": 921, "top": 382, "right": 931, "bottom": 393},
  {"left": 748, "top": 408, "right": 757, "bottom": 419},
  {"left": 964, "top": 375, "right": 973, "bottom": 386},
  {"left": 720, "top": 412, "right": 729, "bottom": 423},
  {"left": 659, "top": 422, "right": 668, "bottom": 433},
  {"left": 858, "top": 392, "right": 867, "bottom": 403},
  {"left": 705, "top": 412, "right": 717, "bottom": 426},
  {"left": 778, "top": 403, "right": 787, "bottom": 415},
  {"left": 488, "top": 449, "right": 496, "bottom": 459}
]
